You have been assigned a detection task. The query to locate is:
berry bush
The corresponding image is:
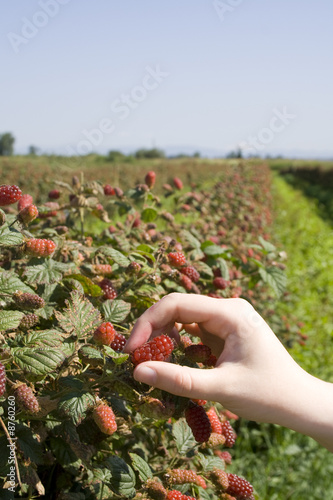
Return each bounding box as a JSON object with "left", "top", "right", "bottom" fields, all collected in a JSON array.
[{"left": 0, "top": 164, "right": 288, "bottom": 499}]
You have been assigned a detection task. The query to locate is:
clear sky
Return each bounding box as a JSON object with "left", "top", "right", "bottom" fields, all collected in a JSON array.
[{"left": 1, "top": 0, "right": 332, "bottom": 157}]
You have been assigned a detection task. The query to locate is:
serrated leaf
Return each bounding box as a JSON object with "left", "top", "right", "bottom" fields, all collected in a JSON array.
[
  {"left": 105, "top": 456, "right": 136, "bottom": 498},
  {"left": 79, "top": 345, "right": 104, "bottom": 363},
  {"left": 96, "top": 247, "right": 130, "bottom": 267},
  {"left": 197, "top": 453, "right": 225, "bottom": 471},
  {"left": 23, "top": 330, "right": 64, "bottom": 348},
  {"left": 141, "top": 207, "right": 158, "bottom": 223},
  {"left": 202, "top": 244, "right": 226, "bottom": 257},
  {"left": 181, "top": 230, "right": 201, "bottom": 249},
  {"left": 55, "top": 291, "right": 101, "bottom": 338},
  {"left": 194, "top": 261, "right": 214, "bottom": 278},
  {"left": 24, "top": 259, "right": 74, "bottom": 285},
  {"left": 12, "top": 347, "right": 65, "bottom": 376},
  {"left": 102, "top": 299, "right": 131, "bottom": 323},
  {"left": 258, "top": 236, "right": 276, "bottom": 253},
  {"left": 172, "top": 419, "right": 196, "bottom": 454},
  {"left": 58, "top": 391, "right": 95, "bottom": 425},
  {"left": 259, "top": 266, "right": 287, "bottom": 297},
  {"left": 0, "top": 224, "right": 24, "bottom": 246},
  {"left": 129, "top": 453, "right": 153, "bottom": 482},
  {"left": 103, "top": 345, "right": 129, "bottom": 365},
  {"left": 64, "top": 274, "right": 103, "bottom": 297},
  {"left": 16, "top": 424, "right": 44, "bottom": 464},
  {"left": 216, "top": 258, "right": 230, "bottom": 280},
  {"left": 136, "top": 244, "right": 155, "bottom": 254},
  {"left": 0, "top": 310, "right": 24, "bottom": 331},
  {"left": 0, "top": 271, "right": 35, "bottom": 297}
]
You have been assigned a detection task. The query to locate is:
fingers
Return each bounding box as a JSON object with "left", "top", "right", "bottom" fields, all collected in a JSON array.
[{"left": 133, "top": 361, "right": 222, "bottom": 401}]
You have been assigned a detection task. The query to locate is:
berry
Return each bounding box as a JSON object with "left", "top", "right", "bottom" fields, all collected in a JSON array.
[
  {"left": 110, "top": 332, "right": 126, "bottom": 352},
  {"left": 18, "top": 194, "right": 33, "bottom": 211},
  {"left": 184, "top": 344, "right": 211, "bottom": 363},
  {"left": 180, "top": 335, "right": 193, "bottom": 348},
  {"left": 131, "top": 334, "right": 174, "bottom": 366},
  {"left": 93, "top": 322, "right": 116, "bottom": 346},
  {"left": 145, "top": 171, "right": 156, "bottom": 189},
  {"left": 210, "top": 468, "right": 229, "bottom": 491},
  {"left": 179, "top": 274, "right": 193, "bottom": 291},
  {"left": 25, "top": 238, "right": 56, "bottom": 257},
  {"left": 17, "top": 204, "right": 38, "bottom": 225},
  {"left": 204, "top": 354, "right": 218, "bottom": 367},
  {"left": 19, "top": 313, "right": 39, "bottom": 330},
  {"left": 13, "top": 292, "right": 45, "bottom": 310},
  {"left": 0, "top": 363, "right": 6, "bottom": 397},
  {"left": 167, "top": 492, "right": 196, "bottom": 500},
  {"left": 191, "top": 399, "right": 207, "bottom": 406},
  {"left": 127, "top": 261, "right": 141, "bottom": 274},
  {"left": 98, "top": 278, "right": 118, "bottom": 300},
  {"left": 92, "top": 403, "right": 117, "bottom": 435},
  {"left": 114, "top": 187, "right": 123, "bottom": 198},
  {"left": 173, "top": 177, "right": 183, "bottom": 190},
  {"left": 213, "top": 277, "right": 229, "bottom": 290},
  {"left": 206, "top": 432, "right": 226, "bottom": 448},
  {"left": 145, "top": 479, "right": 167, "bottom": 500},
  {"left": 48, "top": 189, "right": 60, "bottom": 199},
  {"left": 168, "top": 252, "right": 186, "bottom": 267},
  {"left": 180, "top": 266, "right": 200, "bottom": 283},
  {"left": 0, "top": 185, "right": 22, "bottom": 206},
  {"left": 104, "top": 184, "right": 115, "bottom": 195},
  {"left": 93, "top": 264, "right": 112, "bottom": 276},
  {"left": 15, "top": 383, "right": 40, "bottom": 414},
  {"left": 226, "top": 474, "right": 254, "bottom": 499},
  {"left": 185, "top": 402, "right": 212, "bottom": 442},
  {"left": 216, "top": 450, "right": 232, "bottom": 465},
  {"left": 221, "top": 420, "right": 237, "bottom": 448},
  {"left": 207, "top": 407, "right": 223, "bottom": 434},
  {"left": 169, "top": 469, "right": 207, "bottom": 489}
]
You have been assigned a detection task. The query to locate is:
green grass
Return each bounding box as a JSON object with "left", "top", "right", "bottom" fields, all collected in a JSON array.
[{"left": 232, "top": 174, "right": 333, "bottom": 499}]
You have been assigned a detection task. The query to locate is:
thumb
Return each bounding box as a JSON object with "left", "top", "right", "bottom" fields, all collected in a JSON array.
[{"left": 133, "top": 361, "right": 220, "bottom": 401}]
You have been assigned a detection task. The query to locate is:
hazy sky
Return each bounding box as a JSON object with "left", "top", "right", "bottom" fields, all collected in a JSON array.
[{"left": 1, "top": 0, "right": 332, "bottom": 157}]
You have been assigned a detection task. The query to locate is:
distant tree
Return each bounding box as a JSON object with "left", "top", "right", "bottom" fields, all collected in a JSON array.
[
  {"left": 226, "top": 148, "right": 243, "bottom": 159},
  {"left": 106, "top": 150, "right": 126, "bottom": 162},
  {"left": 0, "top": 132, "right": 15, "bottom": 156},
  {"left": 193, "top": 151, "right": 201, "bottom": 158},
  {"left": 135, "top": 148, "right": 165, "bottom": 159},
  {"left": 28, "top": 145, "right": 39, "bottom": 156}
]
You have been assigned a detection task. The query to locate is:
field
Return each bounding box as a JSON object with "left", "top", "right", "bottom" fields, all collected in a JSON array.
[{"left": 0, "top": 155, "right": 333, "bottom": 499}]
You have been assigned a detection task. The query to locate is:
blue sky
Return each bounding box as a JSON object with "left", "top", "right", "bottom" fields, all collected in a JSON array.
[{"left": 1, "top": 0, "right": 332, "bottom": 157}]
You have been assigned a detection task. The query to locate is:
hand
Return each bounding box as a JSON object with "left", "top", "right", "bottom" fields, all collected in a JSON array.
[{"left": 125, "top": 293, "right": 333, "bottom": 451}]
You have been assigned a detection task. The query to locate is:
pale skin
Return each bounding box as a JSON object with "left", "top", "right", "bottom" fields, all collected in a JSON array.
[{"left": 124, "top": 293, "right": 333, "bottom": 452}]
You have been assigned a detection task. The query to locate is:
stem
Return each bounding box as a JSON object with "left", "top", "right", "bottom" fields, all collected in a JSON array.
[{"left": 0, "top": 415, "right": 22, "bottom": 490}]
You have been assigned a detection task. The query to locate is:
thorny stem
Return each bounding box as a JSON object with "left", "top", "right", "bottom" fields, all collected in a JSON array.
[{"left": 0, "top": 415, "right": 22, "bottom": 490}]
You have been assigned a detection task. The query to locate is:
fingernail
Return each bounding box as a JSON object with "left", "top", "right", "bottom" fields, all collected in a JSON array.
[{"left": 134, "top": 366, "right": 157, "bottom": 385}]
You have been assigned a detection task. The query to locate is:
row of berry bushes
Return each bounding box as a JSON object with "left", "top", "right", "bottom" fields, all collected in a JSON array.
[{"left": 0, "top": 163, "right": 286, "bottom": 499}]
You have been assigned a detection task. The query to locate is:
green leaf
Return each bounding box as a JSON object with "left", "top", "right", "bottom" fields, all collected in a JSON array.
[
  {"left": 0, "top": 271, "right": 35, "bottom": 297},
  {"left": 103, "top": 345, "right": 129, "bottom": 365},
  {"left": 129, "top": 453, "right": 153, "bottom": 482},
  {"left": 16, "top": 423, "right": 44, "bottom": 464},
  {"left": 216, "top": 258, "right": 230, "bottom": 280},
  {"left": 259, "top": 266, "right": 287, "bottom": 297},
  {"left": 64, "top": 274, "right": 103, "bottom": 297},
  {"left": 105, "top": 456, "right": 136, "bottom": 498},
  {"left": 50, "top": 437, "right": 82, "bottom": 469},
  {"left": 172, "top": 419, "right": 196, "bottom": 454},
  {"left": 55, "top": 291, "right": 101, "bottom": 338},
  {"left": 197, "top": 453, "right": 225, "bottom": 471},
  {"left": 102, "top": 299, "right": 131, "bottom": 323},
  {"left": 136, "top": 244, "right": 155, "bottom": 254},
  {"left": 22, "top": 330, "right": 64, "bottom": 348},
  {"left": 58, "top": 391, "right": 95, "bottom": 425},
  {"left": 203, "top": 244, "right": 226, "bottom": 257},
  {"left": 0, "top": 224, "right": 24, "bottom": 247},
  {"left": 12, "top": 347, "right": 65, "bottom": 376},
  {"left": 141, "top": 207, "right": 158, "bottom": 223},
  {"left": 24, "top": 259, "right": 74, "bottom": 285},
  {"left": 194, "top": 261, "right": 214, "bottom": 278},
  {"left": 0, "top": 310, "right": 24, "bottom": 331},
  {"left": 258, "top": 236, "right": 276, "bottom": 253},
  {"left": 78, "top": 345, "right": 104, "bottom": 364},
  {"left": 181, "top": 230, "right": 201, "bottom": 249},
  {"left": 96, "top": 247, "right": 130, "bottom": 267}
]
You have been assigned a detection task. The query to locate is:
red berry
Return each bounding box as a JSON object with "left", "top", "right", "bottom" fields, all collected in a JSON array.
[
  {"left": 173, "top": 177, "right": 183, "bottom": 190},
  {"left": 93, "top": 264, "right": 112, "bottom": 276},
  {"left": 99, "top": 278, "right": 118, "bottom": 300},
  {"left": 207, "top": 407, "right": 223, "bottom": 434},
  {"left": 179, "top": 274, "right": 193, "bottom": 291},
  {"left": 180, "top": 266, "right": 200, "bottom": 282},
  {"left": 226, "top": 473, "right": 254, "bottom": 499},
  {"left": 191, "top": 399, "right": 207, "bottom": 406},
  {"left": 93, "top": 322, "right": 116, "bottom": 346},
  {"left": 127, "top": 261, "right": 141, "bottom": 274},
  {"left": 110, "top": 332, "right": 126, "bottom": 352},
  {"left": 93, "top": 403, "right": 117, "bottom": 435},
  {"left": 221, "top": 420, "right": 237, "bottom": 448},
  {"left": 216, "top": 450, "right": 232, "bottom": 465},
  {"left": 48, "top": 189, "right": 60, "bottom": 199},
  {"left": 167, "top": 491, "right": 196, "bottom": 500},
  {"left": 17, "top": 204, "right": 38, "bottom": 225},
  {"left": 15, "top": 383, "right": 40, "bottom": 414},
  {"left": 25, "top": 238, "right": 56, "bottom": 257},
  {"left": 213, "top": 277, "right": 229, "bottom": 290},
  {"left": 168, "top": 252, "right": 186, "bottom": 267},
  {"left": 180, "top": 336, "right": 193, "bottom": 348},
  {"left": 169, "top": 469, "right": 207, "bottom": 489},
  {"left": 204, "top": 354, "right": 217, "bottom": 367},
  {"left": 104, "top": 184, "right": 115, "bottom": 195},
  {"left": 145, "top": 171, "right": 156, "bottom": 188},
  {"left": 145, "top": 479, "right": 167, "bottom": 500},
  {"left": 185, "top": 402, "right": 212, "bottom": 443},
  {"left": 0, "top": 185, "right": 22, "bottom": 206},
  {"left": 0, "top": 363, "right": 6, "bottom": 397},
  {"left": 18, "top": 194, "right": 33, "bottom": 211},
  {"left": 13, "top": 292, "right": 45, "bottom": 310},
  {"left": 131, "top": 334, "right": 174, "bottom": 366},
  {"left": 210, "top": 468, "right": 229, "bottom": 492},
  {"left": 184, "top": 344, "right": 211, "bottom": 363}
]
